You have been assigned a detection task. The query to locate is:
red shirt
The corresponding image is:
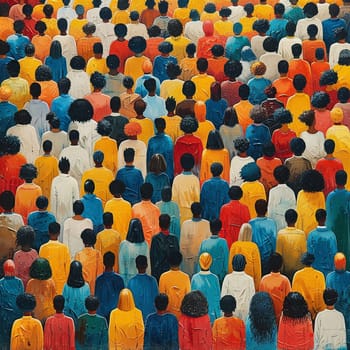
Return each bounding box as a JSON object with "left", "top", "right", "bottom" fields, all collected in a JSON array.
[
  {"left": 109, "top": 39, "right": 133, "bottom": 73},
  {"left": 271, "top": 128, "right": 297, "bottom": 161},
  {"left": 219, "top": 200, "right": 250, "bottom": 249}
]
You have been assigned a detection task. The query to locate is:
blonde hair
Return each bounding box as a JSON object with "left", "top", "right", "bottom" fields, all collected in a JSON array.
[{"left": 238, "top": 223, "right": 252, "bottom": 242}]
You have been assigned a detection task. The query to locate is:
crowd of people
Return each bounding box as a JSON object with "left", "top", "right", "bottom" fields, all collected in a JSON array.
[{"left": 2, "top": 0, "right": 350, "bottom": 348}]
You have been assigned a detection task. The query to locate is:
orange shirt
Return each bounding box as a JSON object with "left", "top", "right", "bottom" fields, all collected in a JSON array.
[
  {"left": 302, "top": 39, "right": 327, "bottom": 64},
  {"left": 315, "top": 109, "right": 332, "bottom": 136},
  {"left": 41, "top": 18, "right": 59, "bottom": 38},
  {"left": 311, "top": 61, "right": 330, "bottom": 92},
  {"left": 259, "top": 272, "right": 291, "bottom": 322},
  {"left": 0, "top": 17, "right": 15, "bottom": 40},
  {"left": 272, "top": 77, "right": 295, "bottom": 106},
  {"left": 0, "top": 154, "right": 26, "bottom": 194},
  {"left": 69, "top": 18, "right": 88, "bottom": 42},
  {"left": 207, "top": 57, "right": 229, "bottom": 83},
  {"left": 109, "top": 39, "right": 132, "bottom": 73},
  {"left": 77, "top": 36, "right": 102, "bottom": 63},
  {"left": 31, "top": 35, "right": 52, "bottom": 62},
  {"left": 234, "top": 100, "right": 253, "bottom": 134},
  {"left": 256, "top": 157, "right": 282, "bottom": 195},
  {"left": 288, "top": 58, "right": 313, "bottom": 96},
  {"left": 84, "top": 92, "right": 112, "bottom": 122},
  {"left": 37, "top": 81, "right": 59, "bottom": 107},
  {"left": 14, "top": 183, "right": 42, "bottom": 224},
  {"left": 144, "top": 37, "right": 164, "bottom": 62},
  {"left": 32, "top": 4, "right": 45, "bottom": 20}
]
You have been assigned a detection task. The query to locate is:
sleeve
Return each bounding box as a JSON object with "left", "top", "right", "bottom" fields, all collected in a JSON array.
[
  {"left": 178, "top": 317, "right": 192, "bottom": 350},
  {"left": 44, "top": 319, "right": 52, "bottom": 350},
  {"left": 252, "top": 246, "right": 262, "bottom": 290},
  {"left": 108, "top": 311, "right": 117, "bottom": 349},
  {"left": 69, "top": 318, "right": 75, "bottom": 350},
  {"left": 221, "top": 276, "right": 228, "bottom": 297},
  {"left": 36, "top": 320, "right": 44, "bottom": 350},
  {"left": 212, "top": 320, "right": 218, "bottom": 349},
  {"left": 136, "top": 312, "right": 145, "bottom": 350},
  {"left": 170, "top": 317, "right": 179, "bottom": 350},
  {"left": 240, "top": 320, "right": 246, "bottom": 350},
  {"left": 101, "top": 318, "right": 109, "bottom": 350},
  {"left": 143, "top": 319, "right": 151, "bottom": 350}
]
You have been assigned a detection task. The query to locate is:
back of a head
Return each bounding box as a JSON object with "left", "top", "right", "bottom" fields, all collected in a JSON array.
[
  {"left": 336, "top": 170, "right": 347, "bottom": 186},
  {"left": 285, "top": 208, "right": 297, "bottom": 225},
  {"left": 290, "top": 137, "right": 306, "bottom": 156},
  {"left": 269, "top": 252, "right": 283, "bottom": 272},
  {"left": 210, "top": 218, "right": 222, "bottom": 234}
]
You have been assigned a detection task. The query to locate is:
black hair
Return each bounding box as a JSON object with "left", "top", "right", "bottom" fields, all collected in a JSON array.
[
  {"left": 159, "top": 213, "right": 171, "bottom": 230},
  {"left": 19, "top": 164, "right": 37, "bottom": 181},
  {"left": 290, "top": 137, "right": 306, "bottom": 156},
  {"left": 324, "top": 139, "right": 335, "bottom": 154},
  {"left": 73, "top": 200, "right": 84, "bottom": 215},
  {"left": 182, "top": 80, "right": 196, "bottom": 97},
  {"left": 269, "top": 252, "right": 283, "bottom": 272},
  {"left": 161, "top": 187, "right": 172, "bottom": 202},
  {"left": 315, "top": 208, "right": 326, "bottom": 222},
  {"left": 81, "top": 228, "right": 96, "bottom": 246},
  {"left": 285, "top": 208, "right": 297, "bottom": 224},
  {"left": 49, "top": 222, "right": 60, "bottom": 235},
  {"left": 338, "top": 87, "right": 350, "bottom": 103},
  {"left": 85, "top": 295, "right": 99, "bottom": 311},
  {"left": 180, "top": 153, "right": 195, "bottom": 170},
  {"left": 303, "top": 2, "right": 318, "bottom": 17},
  {"left": 53, "top": 295, "right": 65, "bottom": 312},
  {"left": 282, "top": 292, "right": 309, "bottom": 318},
  {"left": 210, "top": 218, "right": 222, "bottom": 234},
  {"left": 16, "top": 225, "right": 35, "bottom": 247},
  {"left": 286, "top": 21, "right": 296, "bottom": 36},
  {"left": 255, "top": 199, "right": 267, "bottom": 216},
  {"left": 42, "top": 140, "right": 53, "bottom": 153},
  {"left": 36, "top": 195, "right": 48, "bottom": 209},
  {"left": 168, "top": 250, "right": 183, "bottom": 266},
  {"left": 301, "top": 169, "right": 325, "bottom": 192},
  {"left": 191, "top": 202, "right": 202, "bottom": 216},
  {"left": 336, "top": 170, "right": 347, "bottom": 186},
  {"left": 126, "top": 219, "right": 145, "bottom": 243},
  {"left": 140, "top": 183, "right": 153, "bottom": 200},
  {"left": 103, "top": 251, "right": 115, "bottom": 267},
  {"left": 97, "top": 119, "right": 112, "bottom": 136},
  {"left": 323, "top": 288, "right": 338, "bottom": 306},
  {"left": 59, "top": 157, "right": 70, "bottom": 173},
  {"left": 123, "top": 147, "right": 135, "bottom": 163},
  {"left": 109, "top": 179, "right": 126, "bottom": 196},
  {"left": 0, "top": 191, "right": 15, "bottom": 211},
  {"left": 114, "top": 23, "right": 127, "bottom": 37},
  {"left": 224, "top": 60, "right": 243, "bottom": 79},
  {"left": 273, "top": 165, "right": 290, "bottom": 184},
  {"left": 263, "top": 37, "right": 278, "bottom": 52},
  {"left": 155, "top": 293, "right": 169, "bottom": 311},
  {"left": 220, "top": 295, "right": 236, "bottom": 313},
  {"left": 110, "top": 96, "right": 121, "bottom": 111},
  {"left": 135, "top": 254, "right": 148, "bottom": 269},
  {"left": 210, "top": 162, "right": 223, "bottom": 177},
  {"left": 228, "top": 186, "right": 243, "bottom": 200},
  {"left": 206, "top": 130, "right": 224, "bottom": 150},
  {"left": 14, "top": 110, "right": 31, "bottom": 125},
  {"left": 293, "top": 74, "right": 306, "bottom": 91},
  {"left": 91, "top": 71, "right": 106, "bottom": 89}
]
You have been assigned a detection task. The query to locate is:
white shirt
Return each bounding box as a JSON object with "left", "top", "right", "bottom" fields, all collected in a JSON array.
[
  {"left": 42, "top": 130, "right": 69, "bottom": 159},
  {"left": 184, "top": 21, "right": 204, "bottom": 45},
  {"left": 7, "top": 124, "right": 40, "bottom": 164},
  {"left": 230, "top": 155, "right": 255, "bottom": 186},
  {"left": 260, "top": 52, "right": 283, "bottom": 82},
  {"left": 63, "top": 217, "right": 93, "bottom": 258},
  {"left": 50, "top": 173, "right": 80, "bottom": 226},
  {"left": 278, "top": 36, "right": 303, "bottom": 62},
  {"left": 86, "top": 8, "right": 102, "bottom": 25},
  {"left": 251, "top": 35, "right": 269, "bottom": 59},
  {"left": 66, "top": 70, "right": 91, "bottom": 98},
  {"left": 300, "top": 130, "right": 326, "bottom": 168},
  {"left": 118, "top": 139, "right": 147, "bottom": 178},
  {"left": 68, "top": 120, "right": 99, "bottom": 161},
  {"left": 268, "top": 184, "right": 296, "bottom": 232},
  {"left": 329, "top": 42, "right": 350, "bottom": 68},
  {"left": 57, "top": 7, "right": 77, "bottom": 28},
  {"left": 228, "top": 5, "right": 245, "bottom": 23},
  {"left": 24, "top": 99, "right": 50, "bottom": 140},
  {"left": 317, "top": 3, "right": 330, "bottom": 21},
  {"left": 221, "top": 271, "right": 255, "bottom": 321},
  {"left": 296, "top": 17, "right": 323, "bottom": 41},
  {"left": 95, "top": 22, "right": 116, "bottom": 57},
  {"left": 180, "top": 219, "right": 211, "bottom": 277},
  {"left": 314, "top": 308, "right": 347, "bottom": 350},
  {"left": 125, "top": 23, "right": 149, "bottom": 40},
  {"left": 53, "top": 34, "right": 77, "bottom": 71},
  {"left": 59, "top": 144, "right": 91, "bottom": 186}
]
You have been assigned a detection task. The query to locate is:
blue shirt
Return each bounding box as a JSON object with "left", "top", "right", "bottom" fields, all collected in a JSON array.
[
  {"left": 45, "top": 56, "right": 67, "bottom": 82},
  {"left": 191, "top": 271, "right": 221, "bottom": 323},
  {"left": 27, "top": 210, "right": 56, "bottom": 251},
  {"left": 0, "top": 101, "right": 17, "bottom": 138},
  {"left": 197, "top": 235, "right": 229, "bottom": 284},
  {"left": 322, "top": 18, "right": 346, "bottom": 52},
  {"left": 51, "top": 94, "right": 75, "bottom": 132},
  {"left": 250, "top": 217, "right": 277, "bottom": 275},
  {"left": 225, "top": 36, "right": 251, "bottom": 61},
  {"left": 247, "top": 77, "right": 272, "bottom": 105},
  {"left": 144, "top": 312, "right": 179, "bottom": 350},
  {"left": 153, "top": 55, "right": 178, "bottom": 83},
  {"left": 0, "top": 276, "right": 24, "bottom": 347},
  {"left": 6, "top": 34, "right": 30, "bottom": 60},
  {"left": 143, "top": 94, "right": 167, "bottom": 121},
  {"left": 128, "top": 273, "right": 159, "bottom": 322},
  {"left": 245, "top": 317, "right": 277, "bottom": 350},
  {"left": 156, "top": 201, "right": 181, "bottom": 241},
  {"left": 81, "top": 193, "right": 104, "bottom": 234},
  {"left": 95, "top": 271, "right": 124, "bottom": 321},
  {"left": 135, "top": 74, "right": 161, "bottom": 97},
  {"left": 116, "top": 165, "right": 144, "bottom": 205},
  {"left": 0, "top": 56, "right": 13, "bottom": 84},
  {"left": 200, "top": 177, "right": 230, "bottom": 221},
  {"left": 307, "top": 226, "right": 337, "bottom": 278},
  {"left": 205, "top": 98, "right": 228, "bottom": 130},
  {"left": 245, "top": 123, "right": 271, "bottom": 160},
  {"left": 145, "top": 172, "right": 170, "bottom": 203},
  {"left": 147, "top": 132, "right": 174, "bottom": 181},
  {"left": 266, "top": 18, "right": 288, "bottom": 42}
]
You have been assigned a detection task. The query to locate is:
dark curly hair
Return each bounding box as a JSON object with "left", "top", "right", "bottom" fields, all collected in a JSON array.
[
  {"left": 180, "top": 290, "right": 208, "bottom": 317},
  {"left": 282, "top": 292, "right": 309, "bottom": 319},
  {"left": 180, "top": 116, "right": 198, "bottom": 133},
  {"left": 301, "top": 169, "right": 325, "bottom": 192}
]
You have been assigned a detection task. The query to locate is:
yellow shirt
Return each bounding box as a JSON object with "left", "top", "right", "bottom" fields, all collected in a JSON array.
[
  {"left": 11, "top": 316, "right": 43, "bottom": 350},
  {"left": 239, "top": 16, "right": 258, "bottom": 35},
  {"left": 194, "top": 120, "right": 216, "bottom": 148},
  {"left": 292, "top": 266, "right": 326, "bottom": 320},
  {"left": 229, "top": 241, "right": 261, "bottom": 291},
  {"left": 253, "top": 4, "right": 274, "bottom": 20},
  {"left": 1, "top": 77, "right": 30, "bottom": 109},
  {"left": 173, "top": 8, "right": 191, "bottom": 26},
  {"left": 276, "top": 226, "right": 306, "bottom": 280},
  {"left": 200, "top": 11, "right": 220, "bottom": 23},
  {"left": 80, "top": 167, "right": 114, "bottom": 206},
  {"left": 188, "top": 0, "right": 206, "bottom": 13},
  {"left": 104, "top": 197, "right": 132, "bottom": 240},
  {"left": 26, "top": 278, "right": 56, "bottom": 321},
  {"left": 41, "top": 17, "right": 59, "bottom": 38},
  {"left": 96, "top": 228, "right": 121, "bottom": 272},
  {"left": 130, "top": 117, "right": 154, "bottom": 145},
  {"left": 75, "top": 247, "right": 104, "bottom": 295},
  {"left": 162, "top": 115, "right": 183, "bottom": 143},
  {"left": 73, "top": 0, "right": 94, "bottom": 11},
  {"left": 214, "top": 20, "right": 234, "bottom": 37},
  {"left": 39, "top": 240, "right": 71, "bottom": 294},
  {"left": 160, "top": 79, "right": 185, "bottom": 104},
  {"left": 240, "top": 181, "right": 267, "bottom": 218},
  {"left": 180, "top": 57, "right": 199, "bottom": 81},
  {"left": 94, "top": 137, "right": 118, "bottom": 175},
  {"left": 86, "top": 57, "right": 108, "bottom": 76},
  {"left": 165, "top": 36, "right": 192, "bottom": 61},
  {"left": 191, "top": 74, "right": 216, "bottom": 102},
  {"left": 286, "top": 93, "right": 311, "bottom": 136},
  {"left": 111, "top": 10, "right": 131, "bottom": 25},
  {"left": 200, "top": 148, "right": 230, "bottom": 183},
  {"left": 124, "top": 56, "right": 149, "bottom": 84},
  {"left": 296, "top": 190, "right": 325, "bottom": 236},
  {"left": 109, "top": 307, "right": 144, "bottom": 350},
  {"left": 34, "top": 155, "right": 59, "bottom": 201},
  {"left": 69, "top": 18, "right": 88, "bottom": 42},
  {"left": 19, "top": 56, "right": 42, "bottom": 85},
  {"left": 159, "top": 269, "right": 191, "bottom": 319}
]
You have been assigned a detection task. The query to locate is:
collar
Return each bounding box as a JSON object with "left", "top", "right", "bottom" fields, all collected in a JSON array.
[{"left": 161, "top": 230, "right": 170, "bottom": 236}]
